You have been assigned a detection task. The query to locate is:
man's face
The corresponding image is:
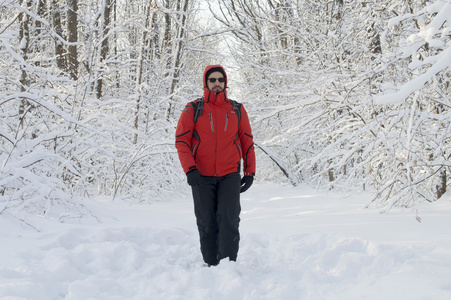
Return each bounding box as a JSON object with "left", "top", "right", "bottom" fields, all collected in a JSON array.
[{"left": 207, "top": 71, "right": 225, "bottom": 93}]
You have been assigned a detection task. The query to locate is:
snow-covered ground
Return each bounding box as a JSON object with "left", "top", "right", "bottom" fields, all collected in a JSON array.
[{"left": 1, "top": 183, "right": 451, "bottom": 299}]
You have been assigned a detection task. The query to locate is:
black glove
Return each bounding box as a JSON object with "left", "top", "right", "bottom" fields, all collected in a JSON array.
[
  {"left": 186, "top": 169, "right": 203, "bottom": 186},
  {"left": 240, "top": 176, "right": 254, "bottom": 193}
]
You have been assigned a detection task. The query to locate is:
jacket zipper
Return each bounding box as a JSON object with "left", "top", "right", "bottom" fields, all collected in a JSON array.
[{"left": 224, "top": 113, "right": 229, "bottom": 131}]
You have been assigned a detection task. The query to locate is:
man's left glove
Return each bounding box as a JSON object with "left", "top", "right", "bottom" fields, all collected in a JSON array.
[
  {"left": 240, "top": 176, "right": 254, "bottom": 193},
  {"left": 187, "top": 169, "right": 203, "bottom": 186}
]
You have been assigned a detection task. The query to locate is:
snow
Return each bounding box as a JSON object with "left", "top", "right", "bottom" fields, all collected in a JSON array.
[{"left": 1, "top": 183, "right": 451, "bottom": 300}]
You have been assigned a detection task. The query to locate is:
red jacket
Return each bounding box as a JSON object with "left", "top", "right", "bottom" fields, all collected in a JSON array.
[{"left": 175, "top": 65, "right": 256, "bottom": 177}]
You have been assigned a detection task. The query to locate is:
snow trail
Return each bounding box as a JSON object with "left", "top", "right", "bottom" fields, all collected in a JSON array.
[{"left": 1, "top": 183, "right": 450, "bottom": 299}]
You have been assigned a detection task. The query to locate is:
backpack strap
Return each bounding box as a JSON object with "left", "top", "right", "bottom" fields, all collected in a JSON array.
[
  {"left": 191, "top": 97, "right": 204, "bottom": 123},
  {"left": 229, "top": 99, "right": 242, "bottom": 124},
  {"left": 191, "top": 97, "right": 241, "bottom": 125}
]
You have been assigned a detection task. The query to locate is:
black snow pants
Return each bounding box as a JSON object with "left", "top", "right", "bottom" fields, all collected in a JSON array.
[{"left": 191, "top": 172, "right": 241, "bottom": 266}]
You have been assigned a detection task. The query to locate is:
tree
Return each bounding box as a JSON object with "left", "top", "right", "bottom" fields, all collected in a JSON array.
[
  {"left": 95, "top": 0, "right": 111, "bottom": 98},
  {"left": 52, "top": 0, "right": 67, "bottom": 71},
  {"left": 5, "top": 0, "right": 446, "bottom": 221},
  {"left": 0, "top": 0, "right": 97, "bottom": 224},
  {"left": 211, "top": 0, "right": 449, "bottom": 210},
  {"left": 18, "top": 0, "right": 32, "bottom": 129},
  {"left": 369, "top": 0, "right": 451, "bottom": 208},
  {"left": 67, "top": 0, "right": 79, "bottom": 80}
]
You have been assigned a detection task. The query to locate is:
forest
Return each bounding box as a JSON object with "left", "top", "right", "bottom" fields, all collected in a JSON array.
[{"left": 1, "top": 0, "right": 450, "bottom": 221}]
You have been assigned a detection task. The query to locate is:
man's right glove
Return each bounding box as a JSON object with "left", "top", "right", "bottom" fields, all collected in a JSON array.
[
  {"left": 186, "top": 169, "right": 203, "bottom": 186},
  {"left": 240, "top": 176, "right": 254, "bottom": 193}
]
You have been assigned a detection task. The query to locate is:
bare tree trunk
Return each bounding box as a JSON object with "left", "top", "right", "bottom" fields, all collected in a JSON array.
[
  {"left": 67, "top": 0, "right": 78, "bottom": 80},
  {"left": 436, "top": 169, "right": 447, "bottom": 199},
  {"left": 162, "top": 0, "right": 173, "bottom": 91},
  {"left": 34, "top": 0, "right": 46, "bottom": 68},
  {"left": 166, "top": 0, "right": 189, "bottom": 121},
  {"left": 133, "top": 2, "right": 152, "bottom": 144},
  {"left": 361, "top": 3, "right": 381, "bottom": 56},
  {"left": 368, "top": 22, "right": 382, "bottom": 55},
  {"left": 162, "top": 0, "right": 173, "bottom": 120},
  {"left": 18, "top": 0, "right": 32, "bottom": 129},
  {"left": 113, "top": 0, "right": 120, "bottom": 89},
  {"left": 96, "top": 0, "right": 112, "bottom": 99},
  {"left": 35, "top": 0, "right": 46, "bottom": 34},
  {"left": 52, "top": 0, "right": 66, "bottom": 71},
  {"left": 150, "top": 0, "right": 159, "bottom": 61}
]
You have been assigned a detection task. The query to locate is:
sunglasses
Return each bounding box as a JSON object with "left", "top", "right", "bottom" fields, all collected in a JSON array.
[{"left": 208, "top": 77, "right": 225, "bottom": 83}]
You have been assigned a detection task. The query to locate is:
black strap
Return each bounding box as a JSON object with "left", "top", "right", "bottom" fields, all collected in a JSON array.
[
  {"left": 229, "top": 99, "right": 242, "bottom": 124},
  {"left": 191, "top": 97, "right": 241, "bottom": 124},
  {"left": 191, "top": 97, "right": 203, "bottom": 123}
]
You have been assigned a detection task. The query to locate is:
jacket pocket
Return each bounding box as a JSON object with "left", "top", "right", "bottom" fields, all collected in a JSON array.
[
  {"left": 224, "top": 113, "right": 229, "bottom": 131},
  {"left": 209, "top": 113, "right": 214, "bottom": 132}
]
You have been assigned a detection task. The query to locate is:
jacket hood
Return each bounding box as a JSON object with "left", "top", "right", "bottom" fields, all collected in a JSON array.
[
  {"left": 203, "top": 65, "right": 228, "bottom": 103},
  {"left": 203, "top": 64, "right": 227, "bottom": 88}
]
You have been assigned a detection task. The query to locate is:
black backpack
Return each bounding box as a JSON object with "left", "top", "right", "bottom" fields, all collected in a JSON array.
[{"left": 190, "top": 97, "right": 242, "bottom": 124}]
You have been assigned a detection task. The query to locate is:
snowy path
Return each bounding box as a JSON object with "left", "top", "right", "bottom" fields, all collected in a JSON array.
[{"left": 1, "top": 183, "right": 451, "bottom": 299}]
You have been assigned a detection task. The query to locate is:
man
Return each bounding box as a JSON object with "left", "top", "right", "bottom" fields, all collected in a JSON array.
[{"left": 175, "top": 65, "right": 256, "bottom": 266}]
